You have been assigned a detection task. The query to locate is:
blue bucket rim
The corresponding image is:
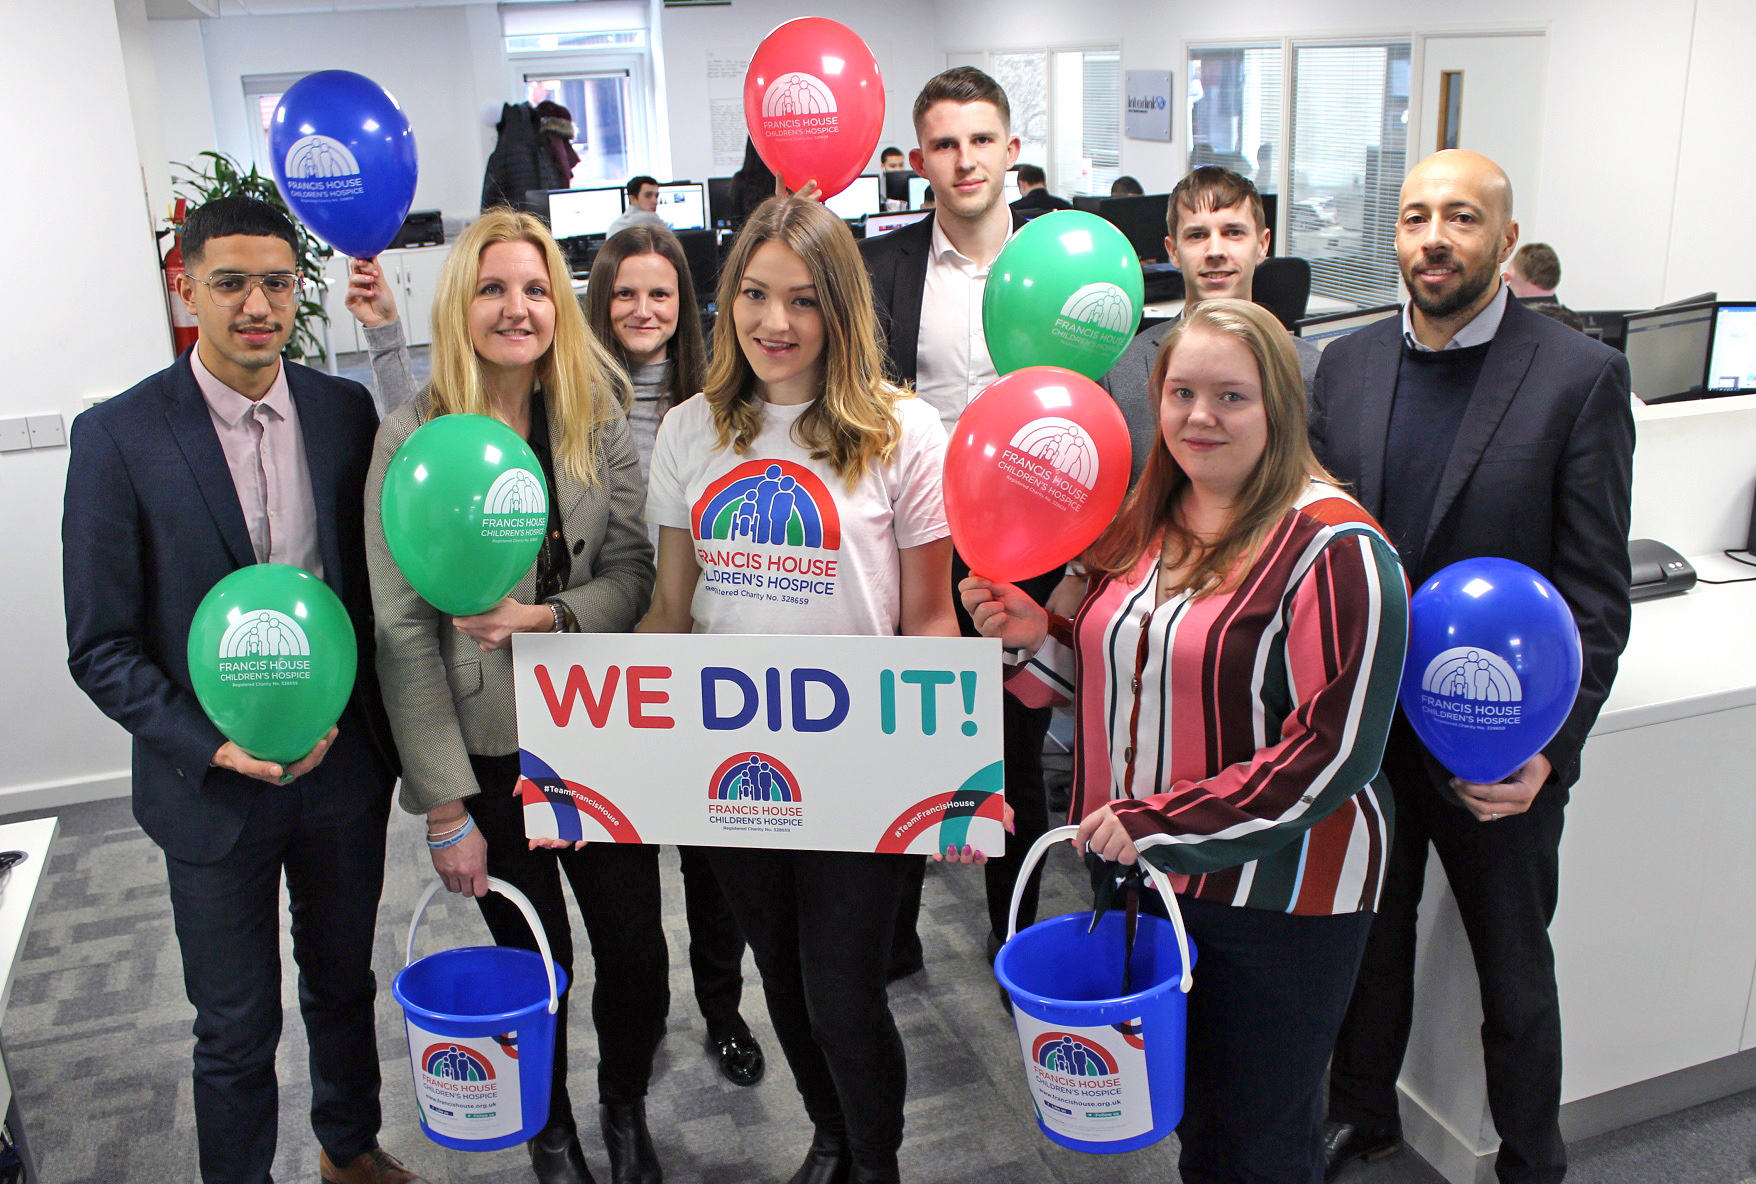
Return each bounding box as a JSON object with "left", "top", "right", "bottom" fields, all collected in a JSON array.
[
  {"left": 994, "top": 911, "right": 1196, "bottom": 1010},
  {"left": 392, "top": 945, "right": 570, "bottom": 1028}
]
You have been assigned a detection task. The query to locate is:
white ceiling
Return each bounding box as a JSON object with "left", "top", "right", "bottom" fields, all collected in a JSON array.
[{"left": 145, "top": 0, "right": 581, "bottom": 19}]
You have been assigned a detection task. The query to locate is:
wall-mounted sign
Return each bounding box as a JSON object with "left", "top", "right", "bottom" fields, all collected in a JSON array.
[{"left": 1125, "top": 70, "right": 1173, "bottom": 142}]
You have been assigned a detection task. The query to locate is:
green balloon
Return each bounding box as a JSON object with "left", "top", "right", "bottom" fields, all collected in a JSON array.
[
  {"left": 187, "top": 564, "right": 359, "bottom": 765},
  {"left": 982, "top": 210, "right": 1146, "bottom": 379},
  {"left": 380, "top": 413, "right": 549, "bottom": 616}
]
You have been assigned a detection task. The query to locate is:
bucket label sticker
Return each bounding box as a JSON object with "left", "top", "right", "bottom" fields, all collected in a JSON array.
[
  {"left": 1011, "top": 1011, "right": 1153, "bottom": 1142},
  {"left": 405, "top": 1020, "right": 524, "bottom": 1140}
]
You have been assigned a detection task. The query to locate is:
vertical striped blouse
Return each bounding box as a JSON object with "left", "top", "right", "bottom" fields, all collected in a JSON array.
[{"left": 1008, "top": 481, "right": 1409, "bottom": 916}]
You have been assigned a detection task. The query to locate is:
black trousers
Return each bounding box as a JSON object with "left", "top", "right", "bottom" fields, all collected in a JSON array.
[
  {"left": 678, "top": 844, "right": 750, "bottom": 1042},
  {"left": 1327, "top": 726, "right": 1568, "bottom": 1184},
  {"left": 163, "top": 765, "right": 390, "bottom": 1184},
  {"left": 1145, "top": 892, "right": 1373, "bottom": 1184},
  {"left": 707, "top": 847, "right": 912, "bottom": 1172},
  {"left": 467, "top": 754, "right": 669, "bottom": 1114}
]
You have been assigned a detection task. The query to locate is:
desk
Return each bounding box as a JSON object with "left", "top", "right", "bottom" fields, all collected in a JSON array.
[
  {"left": 1396, "top": 555, "right": 1756, "bottom": 1182},
  {"left": 0, "top": 817, "right": 57, "bottom": 1182}
]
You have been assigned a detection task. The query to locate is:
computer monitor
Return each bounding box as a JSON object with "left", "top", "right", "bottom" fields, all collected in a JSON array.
[
  {"left": 823, "top": 175, "right": 883, "bottom": 221},
  {"left": 706, "top": 177, "right": 737, "bottom": 229},
  {"left": 1095, "top": 194, "right": 1174, "bottom": 263},
  {"left": 1706, "top": 304, "right": 1756, "bottom": 394},
  {"left": 882, "top": 169, "right": 919, "bottom": 206},
  {"left": 547, "top": 186, "right": 624, "bottom": 240},
  {"left": 653, "top": 182, "right": 707, "bottom": 232},
  {"left": 1071, "top": 194, "right": 1105, "bottom": 214},
  {"left": 1294, "top": 304, "right": 1401, "bottom": 351},
  {"left": 1575, "top": 310, "right": 1633, "bottom": 352},
  {"left": 908, "top": 175, "right": 931, "bottom": 209},
  {"left": 863, "top": 210, "right": 931, "bottom": 239},
  {"left": 1003, "top": 169, "right": 1020, "bottom": 205},
  {"left": 1623, "top": 304, "right": 1715, "bottom": 402}
]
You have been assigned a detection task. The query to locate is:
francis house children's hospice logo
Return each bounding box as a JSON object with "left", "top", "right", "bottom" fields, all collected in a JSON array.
[
  {"left": 995, "top": 418, "right": 1103, "bottom": 515},
  {"left": 1417, "top": 646, "right": 1525, "bottom": 732},
  {"left": 706, "top": 751, "right": 805, "bottom": 833},
  {"left": 760, "top": 71, "right": 839, "bottom": 139},
  {"left": 480, "top": 468, "right": 548, "bottom": 541},
  {"left": 215, "top": 609, "right": 312, "bottom": 684},
  {"left": 1052, "top": 281, "right": 1135, "bottom": 360},
  {"left": 280, "top": 134, "right": 364, "bottom": 205},
  {"left": 691, "top": 460, "right": 843, "bottom": 607}
]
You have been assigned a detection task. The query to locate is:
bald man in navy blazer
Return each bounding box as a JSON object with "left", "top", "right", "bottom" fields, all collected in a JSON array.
[
  {"left": 63, "top": 198, "right": 421, "bottom": 1184},
  {"left": 1315, "top": 153, "right": 1633, "bottom": 1184}
]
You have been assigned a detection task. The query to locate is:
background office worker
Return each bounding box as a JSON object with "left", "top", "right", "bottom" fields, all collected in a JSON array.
[
  {"left": 606, "top": 175, "right": 665, "bottom": 238},
  {"left": 1102, "top": 166, "right": 1320, "bottom": 484},
  {"left": 860, "top": 65, "right": 1060, "bottom": 975},
  {"left": 63, "top": 196, "right": 417, "bottom": 1184},
  {"left": 1009, "top": 163, "right": 1071, "bottom": 213},
  {"left": 1314, "top": 150, "right": 1634, "bottom": 1184}
]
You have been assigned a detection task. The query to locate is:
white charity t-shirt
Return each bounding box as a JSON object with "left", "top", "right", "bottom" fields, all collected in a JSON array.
[{"left": 646, "top": 391, "right": 949, "bottom": 636}]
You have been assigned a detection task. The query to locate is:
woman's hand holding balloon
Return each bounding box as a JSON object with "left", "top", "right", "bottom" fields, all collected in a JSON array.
[
  {"left": 452, "top": 597, "right": 553, "bottom": 652},
  {"left": 1074, "top": 805, "right": 1139, "bottom": 867},
  {"left": 958, "top": 576, "right": 1049, "bottom": 654},
  {"left": 345, "top": 257, "right": 399, "bottom": 328},
  {"left": 1450, "top": 752, "right": 1551, "bottom": 823}
]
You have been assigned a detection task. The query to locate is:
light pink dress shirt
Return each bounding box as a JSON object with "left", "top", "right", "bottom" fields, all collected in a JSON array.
[{"left": 191, "top": 349, "right": 324, "bottom": 577}]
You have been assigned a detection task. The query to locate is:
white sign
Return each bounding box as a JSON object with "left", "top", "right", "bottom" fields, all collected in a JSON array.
[
  {"left": 1125, "top": 71, "right": 1173, "bottom": 142},
  {"left": 511, "top": 633, "right": 1007, "bottom": 856}
]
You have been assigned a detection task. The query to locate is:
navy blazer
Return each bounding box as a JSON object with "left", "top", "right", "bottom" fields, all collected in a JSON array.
[
  {"left": 64, "top": 351, "right": 397, "bottom": 864},
  {"left": 860, "top": 209, "right": 1030, "bottom": 387},
  {"left": 1309, "top": 296, "right": 1635, "bottom": 792}
]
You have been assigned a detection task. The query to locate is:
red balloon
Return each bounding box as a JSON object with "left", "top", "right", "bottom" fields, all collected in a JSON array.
[
  {"left": 944, "top": 367, "right": 1131, "bottom": 581},
  {"left": 743, "top": 18, "right": 884, "bottom": 199}
]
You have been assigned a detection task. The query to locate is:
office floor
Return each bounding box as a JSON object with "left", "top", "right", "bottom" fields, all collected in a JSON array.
[{"left": 4, "top": 791, "right": 1754, "bottom": 1183}]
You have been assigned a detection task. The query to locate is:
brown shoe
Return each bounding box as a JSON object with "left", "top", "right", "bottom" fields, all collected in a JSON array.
[{"left": 319, "top": 1146, "right": 430, "bottom": 1184}]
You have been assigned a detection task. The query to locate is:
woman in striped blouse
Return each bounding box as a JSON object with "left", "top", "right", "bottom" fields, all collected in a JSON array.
[{"left": 962, "top": 298, "right": 1409, "bottom": 1184}]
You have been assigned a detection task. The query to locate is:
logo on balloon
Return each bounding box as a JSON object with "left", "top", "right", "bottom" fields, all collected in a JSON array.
[
  {"left": 707, "top": 751, "right": 805, "bottom": 833},
  {"left": 480, "top": 469, "right": 547, "bottom": 541},
  {"left": 1417, "top": 646, "right": 1524, "bottom": 731},
  {"left": 760, "top": 71, "right": 839, "bottom": 138},
  {"left": 996, "top": 417, "right": 1101, "bottom": 513},
  {"left": 1053, "top": 283, "right": 1135, "bottom": 357},
  {"left": 216, "top": 609, "right": 313, "bottom": 685},
  {"left": 281, "top": 134, "right": 365, "bottom": 204}
]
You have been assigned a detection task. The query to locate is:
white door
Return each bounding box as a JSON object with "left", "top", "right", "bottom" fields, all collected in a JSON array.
[{"left": 1415, "top": 32, "right": 1547, "bottom": 218}]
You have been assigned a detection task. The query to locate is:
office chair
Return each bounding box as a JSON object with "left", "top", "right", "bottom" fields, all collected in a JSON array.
[{"left": 1253, "top": 256, "right": 1311, "bottom": 330}]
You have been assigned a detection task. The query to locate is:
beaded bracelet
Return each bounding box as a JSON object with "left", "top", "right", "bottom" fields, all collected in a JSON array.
[{"left": 426, "top": 814, "right": 477, "bottom": 850}]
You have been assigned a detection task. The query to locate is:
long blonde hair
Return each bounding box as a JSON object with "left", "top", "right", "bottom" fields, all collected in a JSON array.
[
  {"left": 1085, "top": 299, "right": 1333, "bottom": 595},
  {"left": 426, "top": 207, "right": 630, "bottom": 485},
  {"left": 703, "top": 196, "right": 902, "bottom": 485}
]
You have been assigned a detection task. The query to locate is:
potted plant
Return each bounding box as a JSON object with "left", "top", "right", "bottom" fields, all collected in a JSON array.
[{"left": 169, "top": 151, "right": 333, "bottom": 363}]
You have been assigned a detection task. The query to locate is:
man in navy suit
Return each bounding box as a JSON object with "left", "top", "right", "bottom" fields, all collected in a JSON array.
[
  {"left": 63, "top": 198, "right": 422, "bottom": 1184},
  {"left": 1314, "top": 152, "right": 1634, "bottom": 1184},
  {"left": 860, "top": 66, "right": 1061, "bottom": 980}
]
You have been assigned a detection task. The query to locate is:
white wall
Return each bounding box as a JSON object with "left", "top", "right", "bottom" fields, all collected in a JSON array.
[
  {"left": 659, "top": 0, "right": 946, "bottom": 183},
  {"left": 148, "top": 18, "right": 219, "bottom": 223},
  {"left": 2, "top": 0, "right": 171, "bottom": 809},
  {"left": 934, "top": 0, "right": 1745, "bottom": 311},
  {"left": 194, "top": 6, "right": 508, "bottom": 222}
]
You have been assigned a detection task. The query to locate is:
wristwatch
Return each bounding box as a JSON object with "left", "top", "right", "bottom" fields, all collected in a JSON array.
[{"left": 547, "top": 601, "right": 566, "bottom": 633}]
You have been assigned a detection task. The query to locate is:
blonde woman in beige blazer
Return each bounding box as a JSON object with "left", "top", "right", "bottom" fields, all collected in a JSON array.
[{"left": 357, "top": 208, "right": 664, "bottom": 1184}]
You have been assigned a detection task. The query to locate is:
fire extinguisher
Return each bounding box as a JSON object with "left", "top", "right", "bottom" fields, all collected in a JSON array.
[{"left": 161, "top": 197, "right": 200, "bottom": 359}]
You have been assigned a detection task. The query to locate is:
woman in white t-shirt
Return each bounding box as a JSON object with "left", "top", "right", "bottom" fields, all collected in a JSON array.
[{"left": 639, "top": 196, "right": 958, "bottom": 1184}]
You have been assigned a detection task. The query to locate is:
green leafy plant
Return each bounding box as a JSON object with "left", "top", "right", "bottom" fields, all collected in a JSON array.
[{"left": 169, "top": 151, "right": 333, "bottom": 363}]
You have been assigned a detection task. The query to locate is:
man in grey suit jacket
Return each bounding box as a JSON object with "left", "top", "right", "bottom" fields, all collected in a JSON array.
[{"left": 1100, "top": 166, "right": 1319, "bottom": 483}]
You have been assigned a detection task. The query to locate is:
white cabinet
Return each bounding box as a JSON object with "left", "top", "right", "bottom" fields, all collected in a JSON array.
[{"left": 316, "top": 244, "right": 452, "bottom": 363}]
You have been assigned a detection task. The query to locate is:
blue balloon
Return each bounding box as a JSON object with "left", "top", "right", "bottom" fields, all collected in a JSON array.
[
  {"left": 1398, "top": 558, "right": 1582, "bottom": 784},
  {"left": 269, "top": 70, "right": 418, "bottom": 259}
]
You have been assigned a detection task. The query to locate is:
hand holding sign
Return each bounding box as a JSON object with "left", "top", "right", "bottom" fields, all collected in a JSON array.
[
  {"left": 943, "top": 367, "right": 1130, "bottom": 581},
  {"left": 270, "top": 70, "right": 418, "bottom": 259},
  {"left": 984, "top": 211, "right": 1145, "bottom": 379},
  {"left": 744, "top": 18, "right": 884, "bottom": 199},
  {"left": 1399, "top": 558, "right": 1582, "bottom": 785},
  {"left": 187, "top": 564, "right": 357, "bottom": 765}
]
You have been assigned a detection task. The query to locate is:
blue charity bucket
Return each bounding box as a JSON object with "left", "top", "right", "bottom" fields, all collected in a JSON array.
[
  {"left": 994, "top": 825, "right": 1196, "bottom": 1154},
  {"left": 391, "top": 876, "right": 569, "bottom": 1151}
]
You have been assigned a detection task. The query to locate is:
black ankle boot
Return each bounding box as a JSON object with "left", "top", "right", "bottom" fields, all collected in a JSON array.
[
  {"left": 598, "top": 1101, "right": 662, "bottom": 1184},
  {"left": 529, "top": 1114, "right": 596, "bottom": 1184},
  {"left": 786, "top": 1129, "right": 851, "bottom": 1184}
]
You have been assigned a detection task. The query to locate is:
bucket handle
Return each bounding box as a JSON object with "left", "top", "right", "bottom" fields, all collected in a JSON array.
[
  {"left": 405, "top": 876, "right": 561, "bottom": 1016},
  {"left": 1005, "top": 824, "right": 1193, "bottom": 994}
]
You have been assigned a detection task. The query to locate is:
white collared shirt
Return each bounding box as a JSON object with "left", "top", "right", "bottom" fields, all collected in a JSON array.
[
  {"left": 1401, "top": 282, "right": 1510, "bottom": 352},
  {"left": 913, "top": 215, "right": 1016, "bottom": 432}
]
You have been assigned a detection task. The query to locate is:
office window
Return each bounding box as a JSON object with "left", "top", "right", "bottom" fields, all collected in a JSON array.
[
  {"left": 504, "top": 1, "right": 655, "bottom": 188},
  {"left": 241, "top": 73, "right": 308, "bottom": 176},
  {"left": 980, "top": 47, "right": 1120, "bottom": 199},
  {"left": 523, "top": 70, "right": 635, "bottom": 188},
  {"left": 1286, "top": 41, "right": 1410, "bottom": 307},
  {"left": 1186, "top": 46, "right": 1282, "bottom": 195}
]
